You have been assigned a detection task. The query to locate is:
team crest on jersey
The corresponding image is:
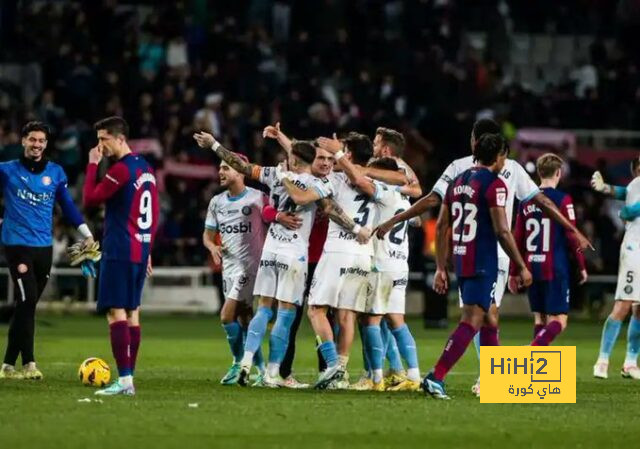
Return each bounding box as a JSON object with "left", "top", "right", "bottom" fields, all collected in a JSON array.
[
  {"left": 242, "top": 206, "right": 252, "bottom": 216},
  {"left": 41, "top": 176, "right": 51, "bottom": 186},
  {"left": 496, "top": 187, "right": 506, "bottom": 206}
]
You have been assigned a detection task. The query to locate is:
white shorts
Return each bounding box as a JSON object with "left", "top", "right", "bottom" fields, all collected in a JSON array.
[
  {"left": 308, "top": 252, "right": 372, "bottom": 312},
  {"left": 458, "top": 257, "right": 508, "bottom": 308},
  {"left": 223, "top": 271, "right": 256, "bottom": 304},
  {"left": 366, "top": 271, "right": 408, "bottom": 315},
  {"left": 253, "top": 251, "right": 307, "bottom": 305},
  {"left": 615, "top": 240, "right": 640, "bottom": 302}
]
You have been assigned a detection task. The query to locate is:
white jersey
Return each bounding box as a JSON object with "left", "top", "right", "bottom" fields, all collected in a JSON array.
[
  {"left": 623, "top": 177, "right": 640, "bottom": 242},
  {"left": 205, "top": 187, "right": 267, "bottom": 276},
  {"left": 323, "top": 171, "right": 380, "bottom": 256},
  {"left": 432, "top": 156, "right": 540, "bottom": 259},
  {"left": 373, "top": 181, "right": 410, "bottom": 272},
  {"left": 259, "top": 167, "right": 331, "bottom": 258}
]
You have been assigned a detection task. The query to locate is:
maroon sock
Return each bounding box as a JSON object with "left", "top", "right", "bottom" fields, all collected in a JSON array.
[
  {"left": 533, "top": 324, "right": 544, "bottom": 339},
  {"left": 129, "top": 326, "right": 141, "bottom": 374},
  {"left": 109, "top": 321, "right": 132, "bottom": 377},
  {"left": 531, "top": 321, "right": 563, "bottom": 346},
  {"left": 433, "top": 322, "right": 477, "bottom": 381},
  {"left": 479, "top": 325, "right": 500, "bottom": 346}
]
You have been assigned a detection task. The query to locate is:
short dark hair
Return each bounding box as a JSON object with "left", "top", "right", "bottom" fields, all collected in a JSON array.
[
  {"left": 474, "top": 133, "right": 506, "bottom": 166},
  {"left": 631, "top": 156, "right": 640, "bottom": 174},
  {"left": 375, "top": 127, "right": 405, "bottom": 157},
  {"left": 21, "top": 121, "right": 51, "bottom": 139},
  {"left": 343, "top": 132, "right": 373, "bottom": 165},
  {"left": 472, "top": 119, "right": 500, "bottom": 141},
  {"left": 93, "top": 116, "right": 129, "bottom": 138},
  {"left": 291, "top": 140, "right": 316, "bottom": 165},
  {"left": 368, "top": 157, "right": 399, "bottom": 171},
  {"left": 537, "top": 153, "right": 564, "bottom": 179}
]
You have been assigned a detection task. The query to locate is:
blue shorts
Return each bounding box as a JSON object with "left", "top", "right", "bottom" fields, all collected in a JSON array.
[
  {"left": 97, "top": 260, "right": 146, "bottom": 313},
  {"left": 528, "top": 278, "right": 570, "bottom": 315},
  {"left": 458, "top": 275, "right": 497, "bottom": 311}
]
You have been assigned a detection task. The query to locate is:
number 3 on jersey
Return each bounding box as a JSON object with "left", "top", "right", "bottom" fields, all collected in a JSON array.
[
  {"left": 451, "top": 202, "right": 477, "bottom": 243},
  {"left": 138, "top": 190, "right": 153, "bottom": 230}
]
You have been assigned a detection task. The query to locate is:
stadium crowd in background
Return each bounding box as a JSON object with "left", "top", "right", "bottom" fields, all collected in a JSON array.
[{"left": 0, "top": 0, "right": 638, "bottom": 280}]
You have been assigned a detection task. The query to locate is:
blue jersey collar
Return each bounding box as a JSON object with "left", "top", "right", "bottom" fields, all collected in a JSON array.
[{"left": 227, "top": 188, "right": 248, "bottom": 202}]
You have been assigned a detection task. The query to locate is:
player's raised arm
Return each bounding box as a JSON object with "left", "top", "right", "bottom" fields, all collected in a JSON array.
[
  {"left": 193, "top": 131, "right": 261, "bottom": 179},
  {"left": 262, "top": 122, "right": 293, "bottom": 154},
  {"left": 530, "top": 191, "right": 593, "bottom": 251},
  {"left": 591, "top": 171, "right": 627, "bottom": 199},
  {"left": 433, "top": 200, "right": 450, "bottom": 294},
  {"left": 375, "top": 191, "right": 441, "bottom": 239},
  {"left": 83, "top": 146, "right": 131, "bottom": 208}
]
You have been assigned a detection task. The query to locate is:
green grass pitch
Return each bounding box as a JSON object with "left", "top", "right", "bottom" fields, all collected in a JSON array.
[{"left": 1, "top": 314, "right": 639, "bottom": 449}]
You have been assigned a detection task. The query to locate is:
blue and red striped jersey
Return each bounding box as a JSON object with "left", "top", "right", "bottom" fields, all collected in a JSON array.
[
  {"left": 512, "top": 187, "right": 585, "bottom": 280},
  {"left": 83, "top": 153, "right": 159, "bottom": 263},
  {"left": 445, "top": 167, "right": 508, "bottom": 278}
]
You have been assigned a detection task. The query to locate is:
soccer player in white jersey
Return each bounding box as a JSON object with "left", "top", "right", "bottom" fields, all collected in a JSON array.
[
  {"left": 194, "top": 131, "right": 334, "bottom": 388},
  {"left": 203, "top": 156, "right": 269, "bottom": 385},
  {"left": 590, "top": 158, "right": 640, "bottom": 379},
  {"left": 373, "top": 127, "right": 422, "bottom": 199},
  {"left": 376, "top": 119, "right": 592, "bottom": 396},
  {"left": 324, "top": 154, "right": 422, "bottom": 391},
  {"left": 282, "top": 133, "right": 382, "bottom": 387}
]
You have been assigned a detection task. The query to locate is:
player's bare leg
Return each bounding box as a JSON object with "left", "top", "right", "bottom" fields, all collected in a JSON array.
[
  {"left": 594, "top": 300, "right": 633, "bottom": 379},
  {"left": 386, "top": 314, "right": 421, "bottom": 391},
  {"left": 238, "top": 297, "right": 274, "bottom": 386},
  {"left": 308, "top": 305, "right": 343, "bottom": 389},
  {"left": 337, "top": 309, "right": 357, "bottom": 369},
  {"left": 96, "top": 308, "right": 135, "bottom": 396},
  {"left": 621, "top": 304, "right": 640, "bottom": 379}
]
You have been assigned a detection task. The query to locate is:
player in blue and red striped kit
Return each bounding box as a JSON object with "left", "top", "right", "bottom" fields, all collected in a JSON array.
[
  {"left": 511, "top": 153, "right": 587, "bottom": 346},
  {"left": 83, "top": 116, "right": 159, "bottom": 396},
  {"left": 423, "top": 134, "right": 532, "bottom": 399}
]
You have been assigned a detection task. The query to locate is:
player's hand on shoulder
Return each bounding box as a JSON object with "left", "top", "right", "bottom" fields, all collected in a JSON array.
[
  {"left": 433, "top": 269, "right": 449, "bottom": 294},
  {"left": 579, "top": 269, "right": 588, "bottom": 285},
  {"left": 277, "top": 212, "right": 302, "bottom": 230},
  {"left": 356, "top": 226, "right": 372, "bottom": 244},
  {"left": 88, "top": 145, "right": 103, "bottom": 164},
  {"left": 193, "top": 131, "right": 215, "bottom": 149}
]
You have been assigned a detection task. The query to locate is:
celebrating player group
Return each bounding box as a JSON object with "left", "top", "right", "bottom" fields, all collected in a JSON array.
[{"left": 2, "top": 115, "right": 639, "bottom": 400}]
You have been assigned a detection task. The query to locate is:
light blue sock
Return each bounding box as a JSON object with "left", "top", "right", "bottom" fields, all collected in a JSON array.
[
  {"left": 625, "top": 317, "right": 640, "bottom": 365},
  {"left": 244, "top": 306, "right": 273, "bottom": 355},
  {"left": 364, "top": 325, "right": 384, "bottom": 373},
  {"left": 223, "top": 321, "right": 243, "bottom": 363},
  {"left": 268, "top": 308, "right": 296, "bottom": 365},
  {"left": 598, "top": 316, "right": 623, "bottom": 360},
  {"left": 358, "top": 322, "right": 371, "bottom": 373},
  {"left": 473, "top": 332, "right": 481, "bottom": 360},
  {"left": 381, "top": 320, "right": 403, "bottom": 372},
  {"left": 391, "top": 324, "right": 419, "bottom": 369},
  {"left": 318, "top": 341, "right": 339, "bottom": 367}
]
